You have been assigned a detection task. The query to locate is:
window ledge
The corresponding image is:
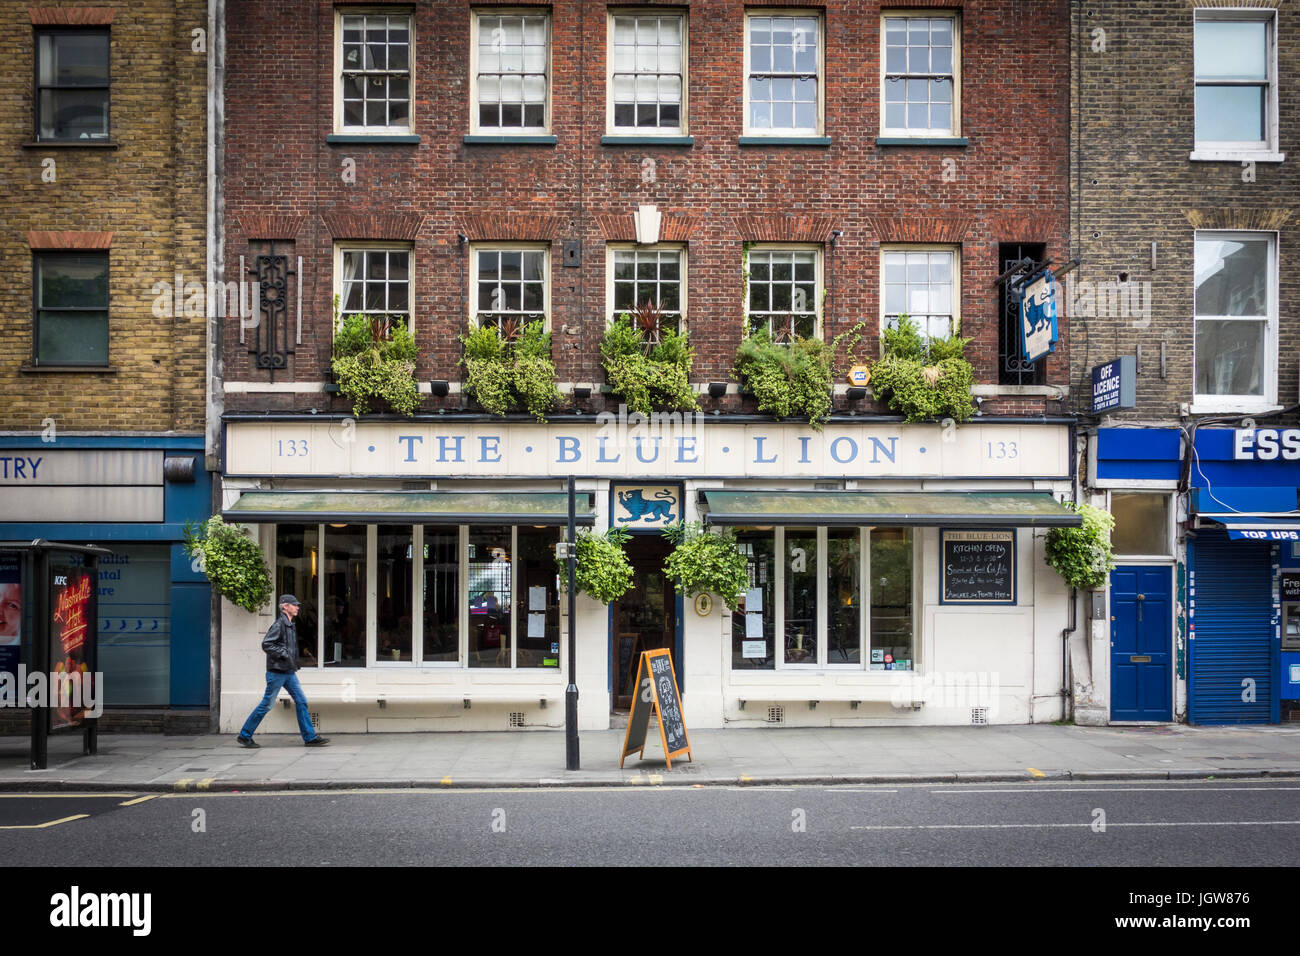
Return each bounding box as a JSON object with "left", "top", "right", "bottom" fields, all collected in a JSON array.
[
  {"left": 1187, "top": 401, "right": 1282, "bottom": 416},
  {"left": 21, "top": 140, "right": 119, "bottom": 149},
  {"left": 326, "top": 134, "right": 421, "bottom": 145},
  {"left": 876, "top": 136, "right": 968, "bottom": 147},
  {"left": 20, "top": 364, "right": 118, "bottom": 373},
  {"left": 738, "top": 135, "right": 831, "bottom": 147},
  {"left": 1190, "top": 150, "right": 1284, "bottom": 163},
  {"left": 601, "top": 135, "right": 693, "bottom": 146},
  {"left": 972, "top": 384, "right": 1069, "bottom": 399},
  {"left": 463, "top": 134, "right": 557, "bottom": 145}
]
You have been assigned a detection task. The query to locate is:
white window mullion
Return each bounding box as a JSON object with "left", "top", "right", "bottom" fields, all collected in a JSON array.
[
  {"left": 510, "top": 526, "right": 518, "bottom": 669},
  {"left": 816, "top": 526, "right": 828, "bottom": 667},
  {"left": 775, "top": 527, "right": 785, "bottom": 671},
  {"left": 859, "top": 527, "right": 869, "bottom": 670},
  {"left": 412, "top": 524, "right": 424, "bottom": 666},
  {"left": 317, "top": 524, "right": 327, "bottom": 667},
  {"left": 366, "top": 525, "right": 378, "bottom": 666},
  {"left": 459, "top": 525, "right": 469, "bottom": 667}
]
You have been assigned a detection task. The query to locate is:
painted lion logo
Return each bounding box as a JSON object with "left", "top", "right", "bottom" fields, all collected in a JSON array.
[{"left": 618, "top": 489, "right": 676, "bottom": 524}]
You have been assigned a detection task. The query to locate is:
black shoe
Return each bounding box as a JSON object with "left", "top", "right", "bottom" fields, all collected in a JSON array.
[
  {"left": 236, "top": 735, "right": 260, "bottom": 748},
  {"left": 304, "top": 736, "right": 330, "bottom": 747}
]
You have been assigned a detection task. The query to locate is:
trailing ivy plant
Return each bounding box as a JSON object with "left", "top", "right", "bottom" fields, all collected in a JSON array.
[
  {"left": 331, "top": 311, "right": 421, "bottom": 416},
  {"left": 599, "top": 307, "right": 699, "bottom": 416},
  {"left": 182, "top": 515, "right": 273, "bottom": 613},
  {"left": 867, "top": 314, "right": 976, "bottom": 424},
  {"left": 557, "top": 527, "right": 635, "bottom": 604},
  {"left": 1045, "top": 502, "right": 1116, "bottom": 590},
  {"left": 733, "top": 323, "right": 865, "bottom": 430},
  {"left": 460, "top": 320, "right": 561, "bottom": 421},
  {"left": 661, "top": 521, "right": 750, "bottom": 611}
]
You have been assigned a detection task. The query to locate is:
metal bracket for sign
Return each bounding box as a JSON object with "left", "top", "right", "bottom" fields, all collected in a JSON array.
[{"left": 991, "top": 256, "right": 1081, "bottom": 291}]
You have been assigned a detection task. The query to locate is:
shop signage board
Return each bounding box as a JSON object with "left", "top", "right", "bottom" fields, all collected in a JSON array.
[
  {"left": 1020, "top": 271, "right": 1059, "bottom": 364},
  {"left": 1281, "top": 574, "right": 1300, "bottom": 601},
  {"left": 940, "top": 529, "right": 1016, "bottom": 604},
  {"left": 611, "top": 483, "right": 681, "bottom": 529},
  {"left": 226, "top": 421, "right": 1072, "bottom": 480},
  {"left": 1091, "top": 357, "right": 1136, "bottom": 414},
  {"left": 620, "top": 648, "right": 692, "bottom": 769}
]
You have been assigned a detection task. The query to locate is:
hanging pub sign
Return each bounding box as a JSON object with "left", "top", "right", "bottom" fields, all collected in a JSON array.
[
  {"left": 620, "top": 648, "right": 692, "bottom": 769},
  {"left": 1020, "top": 271, "right": 1059, "bottom": 365}
]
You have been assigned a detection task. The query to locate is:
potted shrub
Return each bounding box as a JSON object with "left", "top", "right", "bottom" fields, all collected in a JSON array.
[
  {"left": 599, "top": 303, "right": 699, "bottom": 416},
  {"left": 461, "top": 320, "right": 561, "bottom": 422},
  {"left": 330, "top": 311, "right": 421, "bottom": 417},
  {"left": 183, "top": 515, "right": 273, "bottom": 613},
  {"left": 867, "top": 314, "right": 975, "bottom": 423},
  {"left": 1045, "top": 502, "right": 1116, "bottom": 590},
  {"left": 661, "top": 521, "right": 749, "bottom": 611},
  {"left": 557, "top": 527, "right": 635, "bottom": 603},
  {"left": 733, "top": 327, "right": 837, "bottom": 429}
]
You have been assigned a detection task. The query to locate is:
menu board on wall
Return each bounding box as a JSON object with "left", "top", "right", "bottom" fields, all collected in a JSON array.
[{"left": 941, "top": 529, "right": 1016, "bottom": 605}]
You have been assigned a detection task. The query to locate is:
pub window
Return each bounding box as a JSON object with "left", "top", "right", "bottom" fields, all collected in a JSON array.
[
  {"left": 870, "top": 528, "right": 914, "bottom": 671},
  {"left": 784, "top": 527, "right": 818, "bottom": 665},
  {"left": 324, "top": 524, "right": 367, "bottom": 667},
  {"left": 337, "top": 9, "right": 413, "bottom": 134},
  {"left": 516, "top": 527, "right": 561, "bottom": 668},
  {"left": 998, "top": 243, "right": 1046, "bottom": 385},
  {"left": 471, "top": 244, "right": 549, "bottom": 333},
  {"left": 468, "top": 526, "right": 513, "bottom": 668},
  {"left": 376, "top": 525, "right": 415, "bottom": 662},
  {"left": 275, "top": 525, "right": 320, "bottom": 666},
  {"left": 423, "top": 527, "right": 460, "bottom": 664},
  {"left": 732, "top": 529, "right": 777, "bottom": 670},
  {"left": 826, "top": 528, "right": 861, "bottom": 664}
]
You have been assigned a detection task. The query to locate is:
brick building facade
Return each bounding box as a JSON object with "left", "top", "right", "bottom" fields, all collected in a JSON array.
[
  {"left": 0, "top": 2, "right": 214, "bottom": 729},
  {"left": 217, "top": 1, "right": 1081, "bottom": 735},
  {"left": 1070, "top": 1, "right": 1300, "bottom": 725}
]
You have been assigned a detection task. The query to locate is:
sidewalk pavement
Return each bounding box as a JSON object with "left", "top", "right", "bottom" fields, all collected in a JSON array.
[{"left": 2, "top": 723, "right": 1299, "bottom": 792}]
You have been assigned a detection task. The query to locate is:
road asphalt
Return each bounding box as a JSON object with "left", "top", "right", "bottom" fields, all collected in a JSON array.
[{"left": 2, "top": 721, "right": 1299, "bottom": 792}]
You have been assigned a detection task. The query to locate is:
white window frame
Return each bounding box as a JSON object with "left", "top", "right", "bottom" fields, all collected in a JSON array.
[
  {"left": 742, "top": 10, "right": 825, "bottom": 137},
  {"left": 469, "top": 8, "right": 552, "bottom": 135},
  {"left": 1191, "top": 229, "right": 1278, "bottom": 413},
  {"left": 333, "top": 7, "right": 414, "bottom": 135},
  {"left": 606, "top": 10, "right": 688, "bottom": 136},
  {"left": 605, "top": 243, "right": 687, "bottom": 336},
  {"left": 880, "top": 244, "right": 961, "bottom": 344},
  {"left": 880, "top": 10, "right": 962, "bottom": 139},
  {"left": 332, "top": 242, "right": 414, "bottom": 336},
  {"left": 469, "top": 242, "right": 551, "bottom": 333},
  {"left": 1106, "top": 492, "right": 1177, "bottom": 563},
  {"left": 744, "top": 244, "right": 823, "bottom": 340},
  {"left": 1191, "top": 8, "right": 1283, "bottom": 163}
]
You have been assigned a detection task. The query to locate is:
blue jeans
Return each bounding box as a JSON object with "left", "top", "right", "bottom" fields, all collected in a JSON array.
[{"left": 239, "top": 671, "right": 317, "bottom": 742}]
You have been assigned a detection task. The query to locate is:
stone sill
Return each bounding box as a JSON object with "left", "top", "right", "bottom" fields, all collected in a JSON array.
[
  {"left": 1189, "top": 149, "right": 1284, "bottom": 163},
  {"left": 21, "top": 139, "right": 118, "bottom": 149},
  {"left": 738, "top": 135, "right": 831, "bottom": 147},
  {"left": 326, "top": 134, "right": 420, "bottom": 144},
  {"left": 876, "top": 136, "right": 968, "bottom": 147},
  {"left": 19, "top": 364, "right": 118, "bottom": 373},
  {"left": 463, "top": 134, "right": 557, "bottom": 145},
  {"left": 601, "top": 135, "right": 694, "bottom": 146},
  {"left": 972, "top": 385, "right": 1069, "bottom": 399}
]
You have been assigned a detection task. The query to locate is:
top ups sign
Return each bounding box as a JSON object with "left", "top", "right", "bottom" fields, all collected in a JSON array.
[
  {"left": 1091, "top": 356, "right": 1136, "bottom": 414},
  {"left": 1019, "top": 271, "right": 1059, "bottom": 365}
]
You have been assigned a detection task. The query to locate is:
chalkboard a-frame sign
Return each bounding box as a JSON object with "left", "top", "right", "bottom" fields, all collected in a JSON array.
[{"left": 619, "top": 648, "right": 693, "bottom": 769}]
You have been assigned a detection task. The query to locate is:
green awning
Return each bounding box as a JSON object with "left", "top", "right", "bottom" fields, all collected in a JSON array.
[
  {"left": 224, "top": 491, "right": 595, "bottom": 526},
  {"left": 701, "top": 491, "right": 1082, "bottom": 528}
]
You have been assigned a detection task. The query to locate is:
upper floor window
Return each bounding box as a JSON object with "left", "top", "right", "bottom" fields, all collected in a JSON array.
[
  {"left": 35, "top": 29, "right": 110, "bottom": 141},
  {"left": 336, "top": 246, "right": 412, "bottom": 333},
  {"left": 1193, "top": 10, "right": 1279, "bottom": 159},
  {"left": 472, "top": 246, "right": 549, "bottom": 332},
  {"left": 337, "top": 11, "right": 412, "bottom": 134},
  {"left": 1194, "top": 231, "right": 1276, "bottom": 408},
  {"left": 34, "top": 252, "right": 109, "bottom": 365},
  {"left": 609, "top": 246, "right": 685, "bottom": 337},
  {"left": 472, "top": 12, "right": 550, "bottom": 134},
  {"left": 609, "top": 12, "right": 686, "bottom": 135},
  {"left": 744, "top": 13, "right": 822, "bottom": 136},
  {"left": 746, "top": 246, "right": 820, "bottom": 339},
  {"left": 881, "top": 13, "right": 959, "bottom": 137},
  {"left": 882, "top": 246, "right": 958, "bottom": 341}
]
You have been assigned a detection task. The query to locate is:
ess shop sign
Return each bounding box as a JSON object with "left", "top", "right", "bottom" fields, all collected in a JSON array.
[{"left": 1234, "top": 429, "right": 1300, "bottom": 460}]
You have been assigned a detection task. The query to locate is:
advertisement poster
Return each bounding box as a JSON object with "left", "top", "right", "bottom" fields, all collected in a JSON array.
[
  {"left": 0, "top": 552, "right": 19, "bottom": 680},
  {"left": 49, "top": 560, "right": 97, "bottom": 731}
]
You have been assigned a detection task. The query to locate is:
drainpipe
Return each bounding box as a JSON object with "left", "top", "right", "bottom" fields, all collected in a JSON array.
[
  {"left": 1062, "top": 587, "right": 1077, "bottom": 722},
  {"left": 205, "top": 0, "right": 226, "bottom": 731}
]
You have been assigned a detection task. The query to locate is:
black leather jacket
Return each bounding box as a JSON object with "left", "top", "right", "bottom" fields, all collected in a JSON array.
[{"left": 262, "top": 613, "right": 300, "bottom": 673}]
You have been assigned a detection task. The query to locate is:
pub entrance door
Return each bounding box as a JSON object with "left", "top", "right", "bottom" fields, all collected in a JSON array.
[{"left": 610, "top": 535, "right": 677, "bottom": 711}]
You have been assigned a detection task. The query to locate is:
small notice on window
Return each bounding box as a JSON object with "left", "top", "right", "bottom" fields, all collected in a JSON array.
[
  {"left": 528, "top": 586, "right": 547, "bottom": 611},
  {"left": 742, "top": 640, "right": 766, "bottom": 659},
  {"left": 745, "top": 612, "right": 764, "bottom": 638},
  {"left": 527, "top": 612, "right": 546, "bottom": 638},
  {"left": 745, "top": 587, "right": 763, "bottom": 614}
]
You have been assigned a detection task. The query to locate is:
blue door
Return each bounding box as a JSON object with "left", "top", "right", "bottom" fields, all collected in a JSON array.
[{"left": 1110, "top": 565, "right": 1173, "bottom": 721}]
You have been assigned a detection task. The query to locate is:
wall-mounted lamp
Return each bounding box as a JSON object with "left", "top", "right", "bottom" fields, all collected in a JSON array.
[
  {"left": 457, "top": 233, "right": 468, "bottom": 250},
  {"left": 830, "top": 229, "right": 844, "bottom": 247},
  {"left": 429, "top": 380, "right": 450, "bottom": 397},
  {"left": 707, "top": 382, "right": 728, "bottom": 398},
  {"left": 846, "top": 387, "right": 868, "bottom": 401}
]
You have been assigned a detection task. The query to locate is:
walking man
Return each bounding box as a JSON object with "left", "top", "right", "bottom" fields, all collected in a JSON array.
[{"left": 236, "top": 594, "right": 329, "bottom": 747}]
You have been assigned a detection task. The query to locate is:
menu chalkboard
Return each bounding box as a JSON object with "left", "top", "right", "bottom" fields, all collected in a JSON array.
[
  {"left": 619, "top": 649, "right": 693, "bottom": 769},
  {"left": 941, "top": 529, "right": 1016, "bottom": 604}
]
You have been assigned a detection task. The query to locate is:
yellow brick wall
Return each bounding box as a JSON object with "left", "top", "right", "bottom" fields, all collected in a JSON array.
[{"left": 0, "top": 2, "right": 208, "bottom": 433}]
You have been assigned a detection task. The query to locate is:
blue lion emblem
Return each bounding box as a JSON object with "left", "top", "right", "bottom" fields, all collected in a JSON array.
[{"left": 618, "top": 489, "right": 677, "bottom": 524}]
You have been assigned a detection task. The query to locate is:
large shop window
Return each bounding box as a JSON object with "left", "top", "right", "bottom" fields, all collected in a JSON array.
[
  {"left": 731, "top": 527, "right": 912, "bottom": 671},
  {"left": 275, "top": 523, "right": 559, "bottom": 669},
  {"left": 97, "top": 545, "right": 171, "bottom": 706}
]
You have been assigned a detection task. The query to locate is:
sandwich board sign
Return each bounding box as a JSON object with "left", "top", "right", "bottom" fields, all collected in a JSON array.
[{"left": 619, "top": 648, "right": 692, "bottom": 769}]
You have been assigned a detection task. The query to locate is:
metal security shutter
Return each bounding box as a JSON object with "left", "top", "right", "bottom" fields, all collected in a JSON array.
[{"left": 1189, "top": 532, "right": 1274, "bottom": 724}]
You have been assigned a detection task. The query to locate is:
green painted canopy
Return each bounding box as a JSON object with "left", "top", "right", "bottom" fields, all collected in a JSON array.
[
  {"left": 701, "top": 491, "right": 1082, "bottom": 528},
  {"left": 224, "top": 491, "right": 595, "bottom": 526}
]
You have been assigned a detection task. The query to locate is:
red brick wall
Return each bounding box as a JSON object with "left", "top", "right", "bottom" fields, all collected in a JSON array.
[{"left": 223, "top": 0, "right": 1071, "bottom": 416}]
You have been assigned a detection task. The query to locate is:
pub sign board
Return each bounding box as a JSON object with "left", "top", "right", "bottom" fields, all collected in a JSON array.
[
  {"left": 1092, "top": 356, "right": 1136, "bottom": 414},
  {"left": 941, "top": 529, "right": 1016, "bottom": 605},
  {"left": 620, "top": 648, "right": 692, "bottom": 769}
]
